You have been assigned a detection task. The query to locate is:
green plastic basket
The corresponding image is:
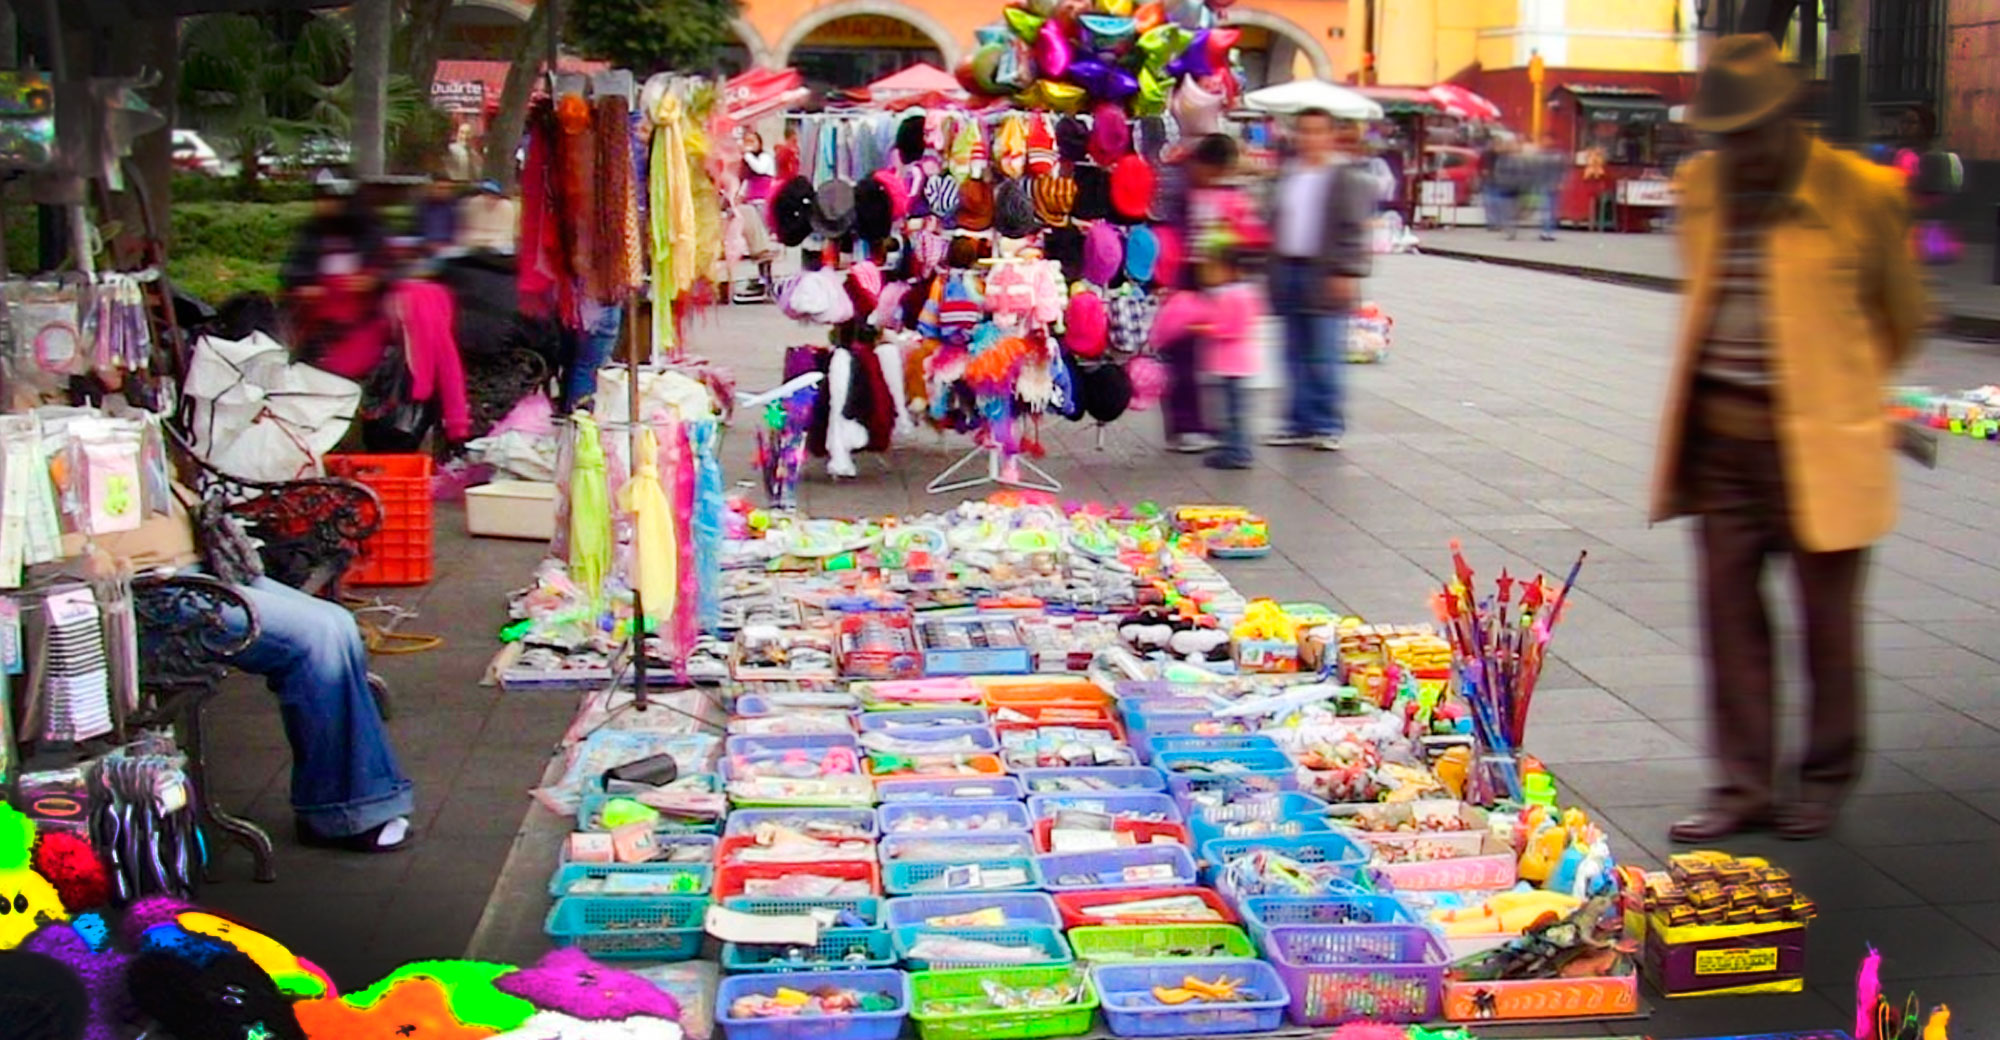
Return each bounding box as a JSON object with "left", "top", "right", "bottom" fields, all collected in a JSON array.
[
  {"left": 909, "top": 966, "right": 1099, "bottom": 1040},
  {"left": 1065, "top": 924, "right": 1255, "bottom": 963}
]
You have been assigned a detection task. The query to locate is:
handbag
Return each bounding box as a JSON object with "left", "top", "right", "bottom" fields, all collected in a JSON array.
[{"left": 359, "top": 299, "right": 432, "bottom": 447}]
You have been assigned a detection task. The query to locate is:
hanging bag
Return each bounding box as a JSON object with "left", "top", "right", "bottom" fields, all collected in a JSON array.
[{"left": 359, "top": 297, "right": 433, "bottom": 450}]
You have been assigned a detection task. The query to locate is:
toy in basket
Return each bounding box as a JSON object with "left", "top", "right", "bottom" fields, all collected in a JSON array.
[
  {"left": 719, "top": 969, "right": 908, "bottom": 1040},
  {"left": 1092, "top": 958, "right": 1291, "bottom": 1038},
  {"left": 1173, "top": 506, "right": 1270, "bottom": 559},
  {"left": 1346, "top": 302, "right": 1391, "bottom": 364},
  {"left": 908, "top": 965, "right": 1098, "bottom": 1040}
]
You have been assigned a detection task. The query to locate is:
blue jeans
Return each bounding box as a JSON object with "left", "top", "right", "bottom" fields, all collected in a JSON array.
[
  {"left": 566, "top": 301, "right": 624, "bottom": 411},
  {"left": 224, "top": 577, "right": 413, "bottom": 838},
  {"left": 1538, "top": 191, "right": 1558, "bottom": 236},
  {"left": 1212, "top": 377, "right": 1251, "bottom": 465},
  {"left": 1269, "top": 260, "right": 1346, "bottom": 438}
]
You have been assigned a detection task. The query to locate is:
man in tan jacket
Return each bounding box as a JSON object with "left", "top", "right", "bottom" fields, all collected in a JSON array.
[{"left": 1654, "top": 36, "right": 1926, "bottom": 843}]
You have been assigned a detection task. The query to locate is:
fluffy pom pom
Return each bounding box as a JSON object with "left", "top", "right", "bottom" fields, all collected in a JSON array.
[{"left": 31, "top": 832, "right": 111, "bottom": 914}]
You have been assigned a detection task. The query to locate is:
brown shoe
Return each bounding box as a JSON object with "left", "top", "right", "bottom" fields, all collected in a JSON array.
[
  {"left": 1669, "top": 807, "right": 1771, "bottom": 844},
  {"left": 1775, "top": 802, "right": 1838, "bottom": 841}
]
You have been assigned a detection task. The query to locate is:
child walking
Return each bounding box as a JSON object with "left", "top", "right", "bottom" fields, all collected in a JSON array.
[{"left": 1155, "top": 134, "right": 1269, "bottom": 469}]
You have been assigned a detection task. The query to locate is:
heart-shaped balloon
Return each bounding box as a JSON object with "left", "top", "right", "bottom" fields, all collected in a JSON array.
[
  {"left": 975, "top": 22, "right": 1015, "bottom": 48},
  {"left": 1036, "top": 21, "right": 1074, "bottom": 79},
  {"left": 1166, "top": 29, "right": 1212, "bottom": 78},
  {"left": 1079, "top": 13, "right": 1138, "bottom": 52},
  {"left": 1006, "top": 7, "right": 1046, "bottom": 41},
  {"left": 1207, "top": 27, "right": 1240, "bottom": 64},
  {"left": 1097, "top": 0, "right": 1135, "bottom": 15},
  {"left": 1136, "top": 25, "right": 1192, "bottom": 71},
  {"left": 1040, "top": 80, "right": 1089, "bottom": 112},
  {"left": 1101, "top": 67, "right": 1140, "bottom": 100},
  {"left": 1133, "top": 2, "right": 1166, "bottom": 34}
]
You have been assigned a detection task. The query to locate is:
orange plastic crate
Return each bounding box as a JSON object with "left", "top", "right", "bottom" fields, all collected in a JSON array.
[{"left": 327, "top": 453, "right": 435, "bottom": 586}]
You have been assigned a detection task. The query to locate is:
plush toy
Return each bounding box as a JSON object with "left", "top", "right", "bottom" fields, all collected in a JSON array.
[
  {"left": 0, "top": 805, "right": 68, "bottom": 948},
  {"left": 29, "top": 832, "right": 110, "bottom": 915},
  {"left": 295, "top": 976, "right": 500, "bottom": 1040},
  {"left": 127, "top": 947, "right": 305, "bottom": 1040},
  {"left": 0, "top": 947, "right": 89, "bottom": 1040},
  {"left": 494, "top": 949, "right": 683, "bottom": 1023},
  {"left": 178, "top": 912, "right": 330, "bottom": 999},
  {"left": 20, "top": 922, "right": 130, "bottom": 1040},
  {"left": 341, "top": 960, "right": 535, "bottom": 1032},
  {"left": 489, "top": 1012, "right": 683, "bottom": 1040}
]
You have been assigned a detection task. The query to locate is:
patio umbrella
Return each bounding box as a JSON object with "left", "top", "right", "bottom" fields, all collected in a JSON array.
[
  {"left": 1429, "top": 83, "right": 1504, "bottom": 122},
  {"left": 182, "top": 331, "right": 360, "bottom": 481},
  {"left": 1241, "top": 80, "right": 1384, "bottom": 121},
  {"left": 568, "top": 413, "right": 611, "bottom": 604},
  {"left": 621, "top": 424, "right": 678, "bottom": 624}
]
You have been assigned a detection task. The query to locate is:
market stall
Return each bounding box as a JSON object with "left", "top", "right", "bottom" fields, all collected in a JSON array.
[{"left": 1545, "top": 85, "right": 1683, "bottom": 232}]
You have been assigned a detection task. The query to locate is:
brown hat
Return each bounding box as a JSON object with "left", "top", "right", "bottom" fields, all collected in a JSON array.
[
  {"left": 957, "top": 178, "right": 995, "bottom": 232},
  {"left": 1689, "top": 34, "right": 1800, "bottom": 134}
]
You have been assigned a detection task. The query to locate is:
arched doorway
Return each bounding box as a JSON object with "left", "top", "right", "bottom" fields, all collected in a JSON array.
[
  {"left": 774, "top": 1, "right": 960, "bottom": 91},
  {"left": 1224, "top": 9, "right": 1333, "bottom": 89}
]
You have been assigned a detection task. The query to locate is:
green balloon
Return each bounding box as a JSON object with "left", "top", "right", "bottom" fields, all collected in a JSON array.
[{"left": 1005, "top": 7, "right": 1047, "bottom": 41}]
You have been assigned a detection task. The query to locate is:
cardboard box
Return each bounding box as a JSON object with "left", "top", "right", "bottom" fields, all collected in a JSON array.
[
  {"left": 1641, "top": 913, "right": 1806, "bottom": 997},
  {"left": 465, "top": 480, "right": 557, "bottom": 540}
]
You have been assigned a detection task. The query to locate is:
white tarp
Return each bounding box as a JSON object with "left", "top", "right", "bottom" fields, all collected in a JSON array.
[{"left": 183, "top": 331, "right": 360, "bottom": 482}]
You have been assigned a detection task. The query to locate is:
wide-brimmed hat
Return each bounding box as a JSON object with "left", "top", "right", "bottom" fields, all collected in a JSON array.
[{"left": 1689, "top": 34, "right": 1800, "bottom": 134}]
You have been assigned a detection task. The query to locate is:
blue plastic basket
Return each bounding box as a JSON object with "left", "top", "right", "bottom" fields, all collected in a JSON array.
[
  {"left": 1034, "top": 845, "right": 1200, "bottom": 892},
  {"left": 885, "top": 857, "right": 1040, "bottom": 896},
  {"left": 1026, "top": 791, "right": 1183, "bottom": 825},
  {"left": 725, "top": 808, "right": 881, "bottom": 839},
  {"left": 875, "top": 776, "right": 1026, "bottom": 803},
  {"left": 1015, "top": 767, "right": 1166, "bottom": 795},
  {"left": 547, "top": 861, "right": 714, "bottom": 898},
  {"left": 722, "top": 895, "right": 884, "bottom": 930},
  {"left": 878, "top": 799, "right": 1032, "bottom": 836},
  {"left": 1187, "top": 792, "right": 1333, "bottom": 850},
  {"left": 1147, "top": 733, "right": 1281, "bottom": 758},
  {"left": 716, "top": 969, "right": 911, "bottom": 1040},
  {"left": 860, "top": 725, "right": 1000, "bottom": 755},
  {"left": 1127, "top": 713, "right": 1258, "bottom": 764},
  {"left": 892, "top": 924, "right": 1074, "bottom": 971},
  {"left": 722, "top": 928, "right": 898, "bottom": 973},
  {"left": 857, "top": 708, "right": 991, "bottom": 732},
  {"left": 575, "top": 779, "right": 725, "bottom": 833},
  {"left": 1238, "top": 894, "right": 1413, "bottom": 944},
  {"left": 1154, "top": 747, "right": 1295, "bottom": 777},
  {"left": 558, "top": 833, "right": 718, "bottom": 867},
  {"left": 880, "top": 831, "right": 1038, "bottom": 864},
  {"left": 884, "top": 892, "right": 1061, "bottom": 930},
  {"left": 1092, "top": 958, "right": 1290, "bottom": 1037},
  {"left": 1200, "top": 832, "right": 1371, "bottom": 891},
  {"left": 543, "top": 894, "right": 709, "bottom": 961}
]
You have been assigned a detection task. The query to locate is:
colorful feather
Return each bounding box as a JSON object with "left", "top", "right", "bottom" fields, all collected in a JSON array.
[{"left": 1857, "top": 945, "right": 1882, "bottom": 1040}]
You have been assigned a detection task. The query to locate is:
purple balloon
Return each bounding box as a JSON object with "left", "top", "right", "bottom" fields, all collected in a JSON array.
[
  {"left": 1036, "top": 21, "right": 1074, "bottom": 79},
  {"left": 1068, "top": 58, "right": 1114, "bottom": 96},
  {"left": 1102, "top": 67, "right": 1139, "bottom": 100},
  {"left": 1165, "top": 29, "right": 1213, "bottom": 78}
]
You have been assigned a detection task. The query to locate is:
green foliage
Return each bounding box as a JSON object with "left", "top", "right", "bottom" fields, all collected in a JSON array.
[
  {"left": 166, "top": 201, "right": 312, "bottom": 303},
  {"left": 169, "top": 251, "right": 282, "bottom": 304},
  {"left": 170, "top": 173, "right": 316, "bottom": 204},
  {"left": 179, "top": 11, "right": 354, "bottom": 194},
  {"left": 567, "top": 0, "right": 742, "bottom": 75}
]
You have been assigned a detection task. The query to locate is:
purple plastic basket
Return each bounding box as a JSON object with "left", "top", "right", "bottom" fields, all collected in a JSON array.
[
  {"left": 883, "top": 892, "right": 1061, "bottom": 930},
  {"left": 857, "top": 708, "right": 991, "bottom": 732},
  {"left": 877, "top": 799, "right": 1032, "bottom": 836},
  {"left": 875, "top": 776, "right": 1027, "bottom": 803},
  {"left": 725, "top": 808, "right": 880, "bottom": 840},
  {"left": 1015, "top": 766, "right": 1166, "bottom": 795},
  {"left": 1033, "top": 845, "right": 1199, "bottom": 892},
  {"left": 1260, "top": 924, "right": 1447, "bottom": 1025},
  {"left": 1027, "top": 791, "right": 1183, "bottom": 825},
  {"left": 717, "top": 969, "right": 910, "bottom": 1040},
  {"left": 1093, "top": 958, "right": 1290, "bottom": 1037}
]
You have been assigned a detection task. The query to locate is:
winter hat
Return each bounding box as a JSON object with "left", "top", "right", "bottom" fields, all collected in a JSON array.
[
  {"left": 1127, "top": 354, "right": 1167, "bottom": 411},
  {"left": 1082, "top": 221, "right": 1124, "bottom": 286},
  {"left": 1139, "top": 114, "right": 1171, "bottom": 162},
  {"left": 1042, "top": 224, "right": 1085, "bottom": 282},
  {"left": 1079, "top": 362, "right": 1133, "bottom": 422},
  {"left": 1056, "top": 115, "right": 1091, "bottom": 163},
  {"left": 1151, "top": 224, "right": 1184, "bottom": 289},
  {"left": 853, "top": 177, "right": 894, "bottom": 241},
  {"left": 1109, "top": 155, "right": 1155, "bottom": 223},
  {"left": 957, "top": 178, "right": 995, "bottom": 232},
  {"left": 1072, "top": 165, "right": 1112, "bottom": 221},
  {"left": 925, "top": 174, "right": 962, "bottom": 227},
  {"left": 1026, "top": 120, "right": 1059, "bottom": 176},
  {"left": 938, "top": 274, "right": 984, "bottom": 337},
  {"left": 946, "top": 234, "right": 987, "bottom": 270},
  {"left": 1124, "top": 224, "right": 1160, "bottom": 284},
  {"left": 783, "top": 269, "right": 855, "bottom": 324},
  {"left": 812, "top": 179, "right": 857, "bottom": 238},
  {"left": 994, "top": 177, "right": 1039, "bottom": 239},
  {"left": 771, "top": 176, "right": 818, "bottom": 246},
  {"left": 896, "top": 115, "right": 927, "bottom": 164},
  {"left": 1108, "top": 286, "right": 1160, "bottom": 355},
  {"left": 1031, "top": 173, "right": 1078, "bottom": 227},
  {"left": 874, "top": 167, "right": 913, "bottom": 221},
  {"left": 995, "top": 115, "right": 1029, "bottom": 179},
  {"left": 910, "top": 229, "right": 949, "bottom": 276},
  {"left": 1088, "top": 104, "right": 1132, "bottom": 167},
  {"left": 1064, "top": 288, "right": 1110, "bottom": 359},
  {"left": 848, "top": 261, "right": 885, "bottom": 313}
]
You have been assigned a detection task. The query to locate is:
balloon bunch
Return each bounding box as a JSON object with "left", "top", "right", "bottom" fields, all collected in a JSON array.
[{"left": 957, "top": 0, "right": 1244, "bottom": 116}]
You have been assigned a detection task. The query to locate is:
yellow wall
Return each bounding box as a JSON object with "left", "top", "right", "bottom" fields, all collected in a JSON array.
[{"left": 1350, "top": 0, "right": 1693, "bottom": 83}]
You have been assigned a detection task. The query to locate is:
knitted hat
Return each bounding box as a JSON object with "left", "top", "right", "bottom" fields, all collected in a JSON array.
[
  {"left": 995, "top": 116, "right": 1029, "bottom": 180},
  {"left": 1042, "top": 224, "right": 1085, "bottom": 282},
  {"left": 812, "top": 179, "right": 857, "bottom": 238},
  {"left": 848, "top": 261, "right": 885, "bottom": 313},
  {"left": 1108, "top": 154, "right": 1155, "bottom": 223},
  {"left": 957, "top": 178, "right": 995, "bottom": 232},
  {"left": 1026, "top": 120, "right": 1059, "bottom": 176},
  {"left": 1127, "top": 354, "right": 1166, "bottom": 411},
  {"left": 1088, "top": 104, "right": 1132, "bottom": 167},
  {"left": 1064, "top": 288, "right": 1110, "bottom": 359},
  {"left": 853, "top": 177, "right": 894, "bottom": 242},
  {"left": 1078, "top": 362, "right": 1133, "bottom": 422},
  {"left": 1108, "top": 285, "right": 1160, "bottom": 354},
  {"left": 896, "top": 115, "right": 926, "bottom": 164},
  {"left": 1072, "top": 165, "right": 1112, "bottom": 221},
  {"left": 1031, "top": 173, "right": 1078, "bottom": 227},
  {"left": 1124, "top": 224, "right": 1160, "bottom": 284},
  {"left": 938, "top": 275, "right": 984, "bottom": 336},
  {"left": 946, "top": 234, "right": 988, "bottom": 270},
  {"left": 925, "top": 175, "right": 962, "bottom": 228},
  {"left": 1055, "top": 116, "right": 1089, "bottom": 164},
  {"left": 771, "top": 176, "right": 818, "bottom": 246},
  {"left": 1151, "top": 224, "right": 1184, "bottom": 290},
  {"left": 994, "top": 177, "right": 1039, "bottom": 239},
  {"left": 874, "top": 167, "right": 912, "bottom": 221},
  {"left": 1081, "top": 221, "right": 1123, "bottom": 287}
]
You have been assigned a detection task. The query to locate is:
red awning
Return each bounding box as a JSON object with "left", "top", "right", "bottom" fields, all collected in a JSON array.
[
  {"left": 1356, "top": 86, "right": 1442, "bottom": 114},
  {"left": 433, "top": 57, "right": 610, "bottom": 110},
  {"left": 867, "top": 62, "right": 966, "bottom": 99}
]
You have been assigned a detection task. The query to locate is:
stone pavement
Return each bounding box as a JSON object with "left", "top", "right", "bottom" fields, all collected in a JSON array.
[
  {"left": 1416, "top": 226, "right": 2000, "bottom": 334},
  {"left": 193, "top": 254, "right": 2000, "bottom": 1037}
]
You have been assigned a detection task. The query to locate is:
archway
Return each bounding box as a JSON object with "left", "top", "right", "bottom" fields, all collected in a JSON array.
[
  {"left": 774, "top": 0, "right": 961, "bottom": 90},
  {"left": 1223, "top": 8, "right": 1333, "bottom": 87}
]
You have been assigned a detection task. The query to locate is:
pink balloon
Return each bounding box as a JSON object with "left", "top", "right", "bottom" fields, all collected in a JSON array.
[
  {"left": 1036, "top": 21, "right": 1074, "bottom": 79},
  {"left": 1207, "top": 27, "right": 1240, "bottom": 65}
]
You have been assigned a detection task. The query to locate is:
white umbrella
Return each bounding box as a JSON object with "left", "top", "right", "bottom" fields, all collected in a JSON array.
[
  {"left": 183, "top": 331, "right": 360, "bottom": 481},
  {"left": 1242, "top": 80, "right": 1384, "bottom": 121}
]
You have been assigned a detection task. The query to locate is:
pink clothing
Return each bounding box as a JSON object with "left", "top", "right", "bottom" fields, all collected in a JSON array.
[
  {"left": 1151, "top": 284, "right": 1267, "bottom": 378},
  {"left": 393, "top": 280, "right": 473, "bottom": 442},
  {"left": 1186, "top": 186, "right": 1271, "bottom": 263}
]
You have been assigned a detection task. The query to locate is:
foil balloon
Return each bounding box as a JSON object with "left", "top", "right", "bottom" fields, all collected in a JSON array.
[
  {"left": 1164, "top": 0, "right": 1208, "bottom": 29},
  {"left": 1067, "top": 58, "right": 1115, "bottom": 97},
  {"left": 1036, "top": 21, "right": 1074, "bottom": 78},
  {"left": 1026, "top": 0, "right": 1062, "bottom": 15},
  {"left": 1166, "top": 29, "right": 1213, "bottom": 78},
  {"left": 975, "top": 22, "right": 1015, "bottom": 47},
  {"left": 1102, "top": 67, "right": 1140, "bottom": 101},
  {"left": 1097, "top": 0, "right": 1136, "bottom": 15},
  {"left": 1136, "top": 25, "right": 1192, "bottom": 71},
  {"left": 1199, "top": 68, "right": 1239, "bottom": 107},
  {"left": 1134, "top": 2, "right": 1166, "bottom": 34},
  {"left": 1079, "top": 13, "right": 1138, "bottom": 52},
  {"left": 1206, "top": 27, "right": 1240, "bottom": 65},
  {"left": 1054, "top": 0, "right": 1091, "bottom": 24},
  {"left": 1139, "top": 67, "right": 1174, "bottom": 117},
  {"left": 995, "top": 40, "right": 1036, "bottom": 92},
  {"left": 1006, "top": 7, "right": 1047, "bottom": 41},
  {"left": 1041, "top": 80, "right": 1089, "bottom": 111},
  {"left": 971, "top": 43, "right": 1009, "bottom": 95}
]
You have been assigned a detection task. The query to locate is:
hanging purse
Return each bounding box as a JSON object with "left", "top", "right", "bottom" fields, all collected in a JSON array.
[{"left": 359, "top": 297, "right": 432, "bottom": 448}]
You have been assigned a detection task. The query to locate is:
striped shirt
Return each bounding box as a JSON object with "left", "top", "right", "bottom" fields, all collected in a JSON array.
[{"left": 1698, "top": 191, "right": 1792, "bottom": 390}]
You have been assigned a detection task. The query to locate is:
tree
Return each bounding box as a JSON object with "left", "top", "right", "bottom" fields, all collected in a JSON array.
[
  {"left": 178, "top": 12, "right": 352, "bottom": 196},
  {"left": 397, "top": 0, "right": 459, "bottom": 99},
  {"left": 482, "top": 0, "right": 562, "bottom": 189},
  {"left": 567, "top": 0, "right": 741, "bottom": 75}
]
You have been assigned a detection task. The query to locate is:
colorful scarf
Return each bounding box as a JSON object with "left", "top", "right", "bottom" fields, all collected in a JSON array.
[{"left": 648, "top": 92, "right": 699, "bottom": 359}]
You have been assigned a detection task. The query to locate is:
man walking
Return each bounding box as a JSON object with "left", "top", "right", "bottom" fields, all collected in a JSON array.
[
  {"left": 1655, "top": 36, "right": 1926, "bottom": 843},
  {"left": 1266, "top": 108, "right": 1374, "bottom": 451}
]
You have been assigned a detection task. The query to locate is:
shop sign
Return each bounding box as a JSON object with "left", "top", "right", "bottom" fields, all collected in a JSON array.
[
  {"left": 805, "top": 15, "right": 935, "bottom": 49},
  {"left": 1618, "top": 178, "right": 1675, "bottom": 207},
  {"left": 1585, "top": 103, "right": 1666, "bottom": 125},
  {"left": 432, "top": 80, "right": 486, "bottom": 114}
]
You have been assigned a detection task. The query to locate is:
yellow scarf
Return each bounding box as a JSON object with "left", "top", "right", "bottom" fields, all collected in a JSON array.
[{"left": 648, "top": 93, "right": 699, "bottom": 358}]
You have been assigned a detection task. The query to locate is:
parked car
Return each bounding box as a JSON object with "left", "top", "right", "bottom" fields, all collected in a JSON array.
[
  {"left": 171, "top": 129, "right": 236, "bottom": 177},
  {"left": 1423, "top": 145, "right": 1482, "bottom": 205}
]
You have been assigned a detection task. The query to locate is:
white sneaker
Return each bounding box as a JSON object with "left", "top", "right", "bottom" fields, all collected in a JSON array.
[
  {"left": 1263, "top": 432, "right": 1312, "bottom": 447},
  {"left": 1170, "top": 434, "right": 1217, "bottom": 454},
  {"left": 1313, "top": 435, "right": 1344, "bottom": 452}
]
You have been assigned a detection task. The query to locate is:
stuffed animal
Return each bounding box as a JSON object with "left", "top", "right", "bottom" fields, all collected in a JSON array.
[
  {"left": 29, "top": 832, "right": 110, "bottom": 915},
  {"left": 0, "top": 805, "right": 68, "bottom": 948},
  {"left": 294, "top": 976, "right": 499, "bottom": 1040},
  {"left": 177, "top": 912, "right": 329, "bottom": 999},
  {"left": 127, "top": 946, "right": 305, "bottom": 1040},
  {"left": 0, "top": 947, "right": 89, "bottom": 1040},
  {"left": 19, "top": 922, "right": 130, "bottom": 1040},
  {"left": 494, "top": 949, "right": 682, "bottom": 1023},
  {"left": 339, "top": 960, "right": 534, "bottom": 1032}
]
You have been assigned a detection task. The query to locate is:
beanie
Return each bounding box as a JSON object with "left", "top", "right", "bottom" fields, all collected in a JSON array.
[
  {"left": 994, "top": 177, "right": 1039, "bottom": 239},
  {"left": 1072, "top": 165, "right": 1112, "bottom": 221},
  {"left": 1109, "top": 155, "right": 1155, "bottom": 223},
  {"left": 957, "top": 178, "right": 995, "bottom": 232}
]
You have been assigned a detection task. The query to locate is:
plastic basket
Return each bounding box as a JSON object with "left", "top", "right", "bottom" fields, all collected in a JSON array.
[
  {"left": 1067, "top": 924, "right": 1256, "bottom": 963},
  {"left": 732, "top": 691, "right": 860, "bottom": 716},
  {"left": 1238, "top": 894, "right": 1411, "bottom": 944},
  {"left": 716, "top": 859, "right": 881, "bottom": 899},
  {"left": 861, "top": 725, "right": 1001, "bottom": 755},
  {"left": 547, "top": 861, "right": 714, "bottom": 898},
  {"left": 1147, "top": 734, "right": 1281, "bottom": 758},
  {"left": 876, "top": 776, "right": 1026, "bottom": 803},
  {"left": 1014, "top": 767, "right": 1166, "bottom": 795},
  {"left": 881, "top": 832, "right": 1038, "bottom": 864},
  {"left": 978, "top": 678, "right": 1113, "bottom": 710},
  {"left": 725, "top": 808, "right": 880, "bottom": 840},
  {"left": 1092, "top": 958, "right": 1290, "bottom": 1037},
  {"left": 868, "top": 753, "right": 1009, "bottom": 783},
  {"left": 858, "top": 708, "right": 991, "bottom": 732},
  {"left": 884, "top": 893, "right": 1061, "bottom": 930},
  {"left": 1200, "top": 832, "right": 1371, "bottom": 889},
  {"left": 722, "top": 928, "right": 898, "bottom": 973},
  {"left": 1032, "top": 817, "right": 1190, "bottom": 854},
  {"left": 885, "top": 857, "right": 1040, "bottom": 896},
  {"left": 1034, "top": 845, "right": 1199, "bottom": 892},
  {"left": 1188, "top": 792, "right": 1333, "bottom": 850},
  {"left": 543, "top": 894, "right": 708, "bottom": 961},
  {"left": 327, "top": 453, "right": 433, "bottom": 586},
  {"left": 717, "top": 969, "right": 910, "bottom": 1040},
  {"left": 576, "top": 784, "right": 725, "bottom": 834},
  {"left": 1154, "top": 747, "right": 1294, "bottom": 778},
  {"left": 893, "top": 924, "right": 1074, "bottom": 970},
  {"left": 1053, "top": 887, "right": 1239, "bottom": 929},
  {"left": 722, "top": 895, "right": 883, "bottom": 929},
  {"left": 1128, "top": 713, "right": 1256, "bottom": 764},
  {"left": 718, "top": 834, "right": 877, "bottom": 868},
  {"left": 724, "top": 731, "right": 860, "bottom": 759},
  {"left": 879, "top": 799, "right": 1032, "bottom": 836},
  {"left": 1261, "top": 924, "right": 1448, "bottom": 1025},
  {"left": 909, "top": 966, "right": 1099, "bottom": 1040},
  {"left": 1026, "top": 792, "right": 1183, "bottom": 825},
  {"left": 557, "top": 833, "right": 717, "bottom": 867}
]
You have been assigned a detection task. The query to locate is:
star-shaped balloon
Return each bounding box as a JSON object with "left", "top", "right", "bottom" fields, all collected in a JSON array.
[
  {"left": 1079, "top": 13, "right": 1137, "bottom": 52},
  {"left": 1097, "top": 0, "right": 1135, "bottom": 15},
  {"left": 1137, "top": 25, "right": 1193, "bottom": 72},
  {"left": 1166, "top": 29, "right": 1213, "bottom": 78},
  {"left": 1133, "top": 2, "right": 1166, "bottom": 34}
]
